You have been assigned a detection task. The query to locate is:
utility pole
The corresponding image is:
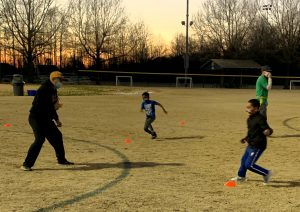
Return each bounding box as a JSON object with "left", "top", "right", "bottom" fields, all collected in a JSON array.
[
  {"left": 185, "top": 0, "right": 189, "bottom": 81},
  {"left": 181, "top": 0, "right": 193, "bottom": 86},
  {"left": 262, "top": 4, "right": 272, "bottom": 64}
]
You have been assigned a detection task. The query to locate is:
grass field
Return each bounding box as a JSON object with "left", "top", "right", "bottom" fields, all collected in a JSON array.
[{"left": 0, "top": 84, "right": 299, "bottom": 211}]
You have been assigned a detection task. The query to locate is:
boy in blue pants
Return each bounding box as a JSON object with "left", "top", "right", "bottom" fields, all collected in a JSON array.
[
  {"left": 231, "top": 99, "right": 273, "bottom": 185},
  {"left": 140, "top": 92, "right": 167, "bottom": 139}
]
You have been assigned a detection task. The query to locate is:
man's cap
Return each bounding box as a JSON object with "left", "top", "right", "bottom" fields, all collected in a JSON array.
[
  {"left": 261, "top": 65, "right": 272, "bottom": 72},
  {"left": 50, "top": 71, "right": 64, "bottom": 80}
]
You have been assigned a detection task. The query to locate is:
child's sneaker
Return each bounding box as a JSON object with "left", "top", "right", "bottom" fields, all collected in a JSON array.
[
  {"left": 230, "top": 176, "right": 247, "bottom": 182},
  {"left": 263, "top": 170, "right": 272, "bottom": 185},
  {"left": 151, "top": 132, "right": 157, "bottom": 139}
]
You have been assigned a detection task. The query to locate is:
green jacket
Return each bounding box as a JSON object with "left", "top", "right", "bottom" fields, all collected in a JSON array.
[{"left": 256, "top": 75, "right": 268, "bottom": 102}]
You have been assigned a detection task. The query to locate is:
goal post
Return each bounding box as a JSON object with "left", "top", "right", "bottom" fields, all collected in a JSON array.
[
  {"left": 176, "top": 77, "right": 193, "bottom": 88},
  {"left": 290, "top": 80, "right": 300, "bottom": 90},
  {"left": 116, "top": 76, "right": 133, "bottom": 86}
]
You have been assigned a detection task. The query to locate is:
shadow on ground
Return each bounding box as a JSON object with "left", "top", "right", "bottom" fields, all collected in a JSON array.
[
  {"left": 271, "top": 134, "right": 300, "bottom": 138},
  {"left": 249, "top": 179, "right": 300, "bottom": 188},
  {"left": 156, "top": 136, "right": 205, "bottom": 141},
  {"left": 34, "top": 162, "right": 185, "bottom": 171}
]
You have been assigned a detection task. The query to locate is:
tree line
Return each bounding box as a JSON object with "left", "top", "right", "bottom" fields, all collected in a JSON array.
[{"left": 1, "top": 0, "right": 300, "bottom": 80}]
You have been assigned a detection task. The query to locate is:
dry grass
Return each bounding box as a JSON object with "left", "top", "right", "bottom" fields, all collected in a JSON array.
[
  {"left": 0, "top": 85, "right": 299, "bottom": 211},
  {"left": 0, "top": 84, "right": 138, "bottom": 96}
]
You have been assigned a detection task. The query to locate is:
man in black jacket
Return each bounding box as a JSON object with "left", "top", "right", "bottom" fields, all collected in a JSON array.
[
  {"left": 21, "top": 71, "right": 73, "bottom": 171},
  {"left": 231, "top": 99, "right": 273, "bottom": 185}
]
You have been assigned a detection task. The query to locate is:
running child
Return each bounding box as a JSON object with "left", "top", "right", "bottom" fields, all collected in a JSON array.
[
  {"left": 140, "top": 92, "right": 167, "bottom": 139},
  {"left": 231, "top": 99, "right": 273, "bottom": 185}
]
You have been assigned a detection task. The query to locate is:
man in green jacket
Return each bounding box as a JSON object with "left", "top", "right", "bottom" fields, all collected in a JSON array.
[{"left": 256, "top": 66, "right": 272, "bottom": 119}]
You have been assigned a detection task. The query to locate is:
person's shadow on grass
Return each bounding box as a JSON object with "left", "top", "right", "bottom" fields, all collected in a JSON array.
[
  {"left": 34, "top": 162, "right": 184, "bottom": 171},
  {"left": 249, "top": 179, "right": 300, "bottom": 188},
  {"left": 156, "top": 135, "right": 205, "bottom": 141},
  {"left": 270, "top": 134, "right": 300, "bottom": 138}
]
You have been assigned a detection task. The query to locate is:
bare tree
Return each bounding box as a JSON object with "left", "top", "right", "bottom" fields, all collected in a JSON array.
[
  {"left": 193, "top": 0, "right": 258, "bottom": 58},
  {"left": 70, "top": 0, "right": 127, "bottom": 69},
  {"left": 170, "top": 33, "right": 198, "bottom": 57},
  {"left": 38, "top": 6, "right": 70, "bottom": 69},
  {"left": 170, "top": 34, "right": 186, "bottom": 57},
  {"left": 0, "top": 0, "right": 67, "bottom": 79},
  {"left": 270, "top": 0, "right": 300, "bottom": 69},
  {"left": 106, "top": 20, "right": 155, "bottom": 66},
  {"left": 126, "top": 21, "right": 151, "bottom": 63},
  {"left": 149, "top": 39, "right": 169, "bottom": 59}
]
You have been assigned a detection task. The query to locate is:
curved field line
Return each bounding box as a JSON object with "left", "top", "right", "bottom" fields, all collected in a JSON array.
[
  {"left": 0, "top": 129, "right": 131, "bottom": 212},
  {"left": 282, "top": 117, "right": 300, "bottom": 131},
  {"left": 35, "top": 138, "right": 131, "bottom": 212}
]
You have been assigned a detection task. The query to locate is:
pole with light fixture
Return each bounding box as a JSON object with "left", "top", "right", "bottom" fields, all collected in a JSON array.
[
  {"left": 262, "top": 4, "right": 272, "bottom": 63},
  {"left": 181, "top": 0, "right": 193, "bottom": 86}
]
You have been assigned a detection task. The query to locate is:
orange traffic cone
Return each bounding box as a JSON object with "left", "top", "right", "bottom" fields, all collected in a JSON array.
[
  {"left": 124, "top": 138, "right": 132, "bottom": 144},
  {"left": 224, "top": 180, "right": 237, "bottom": 187}
]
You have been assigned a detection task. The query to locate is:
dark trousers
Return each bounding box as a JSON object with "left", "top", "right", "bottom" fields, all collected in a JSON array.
[
  {"left": 258, "top": 98, "right": 268, "bottom": 119},
  {"left": 23, "top": 114, "right": 66, "bottom": 167},
  {"left": 144, "top": 117, "right": 155, "bottom": 135},
  {"left": 260, "top": 101, "right": 268, "bottom": 119},
  {"left": 238, "top": 146, "right": 269, "bottom": 177}
]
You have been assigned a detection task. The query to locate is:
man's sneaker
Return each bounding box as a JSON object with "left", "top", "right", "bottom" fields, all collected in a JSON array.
[
  {"left": 151, "top": 132, "right": 157, "bottom": 139},
  {"left": 230, "top": 176, "right": 247, "bottom": 182},
  {"left": 20, "top": 165, "right": 32, "bottom": 171},
  {"left": 263, "top": 170, "right": 272, "bottom": 185},
  {"left": 58, "top": 160, "right": 74, "bottom": 165}
]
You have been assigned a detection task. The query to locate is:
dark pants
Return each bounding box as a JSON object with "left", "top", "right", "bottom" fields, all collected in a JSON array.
[
  {"left": 238, "top": 146, "right": 269, "bottom": 178},
  {"left": 144, "top": 117, "right": 155, "bottom": 135},
  {"left": 260, "top": 101, "right": 268, "bottom": 119},
  {"left": 23, "top": 114, "right": 66, "bottom": 167},
  {"left": 258, "top": 97, "right": 268, "bottom": 119}
]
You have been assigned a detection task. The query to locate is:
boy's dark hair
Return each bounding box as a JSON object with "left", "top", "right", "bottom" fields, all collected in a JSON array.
[
  {"left": 142, "top": 92, "right": 150, "bottom": 97},
  {"left": 248, "top": 99, "right": 260, "bottom": 108}
]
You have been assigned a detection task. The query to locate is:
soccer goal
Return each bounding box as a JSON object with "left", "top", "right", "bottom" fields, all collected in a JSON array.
[
  {"left": 289, "top": 80, "right": 300, "bottom": 90},
  {"left": 176, "top": 77, "right": 193, "bottom": 88},
  {"left": 116, "top": 76, "right": 133, "bottom": 86}
]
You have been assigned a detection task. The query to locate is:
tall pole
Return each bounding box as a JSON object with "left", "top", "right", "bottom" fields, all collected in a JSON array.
[
  {"left": 262, "top": 4, "right": 272, "bottom": 64},
  {"left": 185, "top": 0, "right": 189, "bottom": 85}
]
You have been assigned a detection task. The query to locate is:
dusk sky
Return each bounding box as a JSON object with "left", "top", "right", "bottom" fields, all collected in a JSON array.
[
  {"left": 123, "top": 0, "right": 203, "bottom": 43},
  {"left": 60, "top": 0, "right": 203, "bottom": 44}
]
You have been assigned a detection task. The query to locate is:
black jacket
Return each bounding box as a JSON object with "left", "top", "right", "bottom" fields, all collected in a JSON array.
[
  {"left": 246, "top": 112, "right": 273, "bottom": 150},
  {"left": 30, "top": 80, "right": 59, "bottom": 122}
]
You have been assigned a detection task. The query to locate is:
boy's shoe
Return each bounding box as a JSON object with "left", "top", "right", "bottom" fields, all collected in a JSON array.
[
  {"left": 20, "top": 165, "right": 32, "bottom": 171},
  {"left": 263, "top": 170, "right": 272, "bottom": 185},
  {"left": 230, "top": 176, "right": 247, "bottom": 182},
  {"left": 151, "top": 132, "right": 157, "bottom": 139},
  {"left": 58, "top": 160, "right": 74, "bottom": 165}
]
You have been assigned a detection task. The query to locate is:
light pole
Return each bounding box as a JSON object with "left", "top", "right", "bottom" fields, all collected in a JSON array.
[
  {"left": 181, "top": 0, "right": 193, "bottom": 86},
  {"left": 262, "top": 4, "right": 272, "bottom": 63}
]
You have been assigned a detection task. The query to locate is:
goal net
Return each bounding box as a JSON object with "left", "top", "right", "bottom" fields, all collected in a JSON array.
[
  {"left": 176, "top": 77, "right": 193, "bottom": 88},
  {"left": 290, "top": 80, "right": 300, "bottom": 90},
  {"left": 116, "top": 76, "right": 133, "bottom": 86}
]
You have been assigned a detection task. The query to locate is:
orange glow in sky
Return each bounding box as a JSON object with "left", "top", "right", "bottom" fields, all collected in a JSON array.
[
  {"left": 123, "top": 0, "right": 202, "bottom": 43},
  {"left": 59, "top": 0, "right": 203, "bottom": 44}
]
